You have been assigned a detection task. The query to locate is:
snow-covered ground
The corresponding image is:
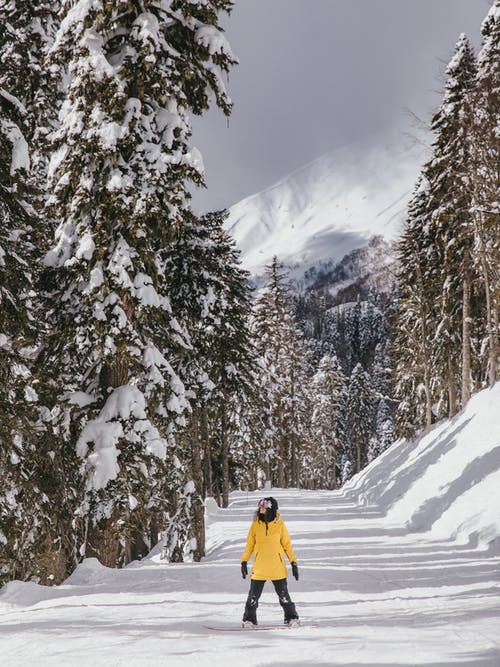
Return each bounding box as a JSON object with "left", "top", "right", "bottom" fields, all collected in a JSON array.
[{"left": 1, "top": 385, "right": 499, "bottom": 667}]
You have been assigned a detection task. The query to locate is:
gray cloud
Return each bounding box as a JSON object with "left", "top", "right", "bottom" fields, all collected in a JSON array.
[{"left": 190, "top": 0, "right": 491, "bottom": 214}]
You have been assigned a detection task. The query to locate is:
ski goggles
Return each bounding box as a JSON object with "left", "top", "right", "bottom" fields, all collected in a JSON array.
[{"left": 258, "top": 499, "right": 272, "bottom": 509}]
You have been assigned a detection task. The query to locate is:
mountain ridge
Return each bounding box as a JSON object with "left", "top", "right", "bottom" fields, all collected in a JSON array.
[{"left": 226, "top": 134, "right": 426, "bottom": 278}]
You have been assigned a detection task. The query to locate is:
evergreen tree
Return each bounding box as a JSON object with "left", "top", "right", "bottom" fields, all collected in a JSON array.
[
  {"left": 346, "top": 363, "right": 374, "bottom": 474},
  {"left": 395, "top": 18, "right": 498, "bottom": 437},
  {"left": 0, "top": 1, "right": 60, "bottom": 585},
  {"left": 367, "top": 399, "right": 395, "bottom": 463},
  {"left": 168, "top": 209, "right": 259, "bottom": 553},
  {"left": 394, "top": 35, "right": 482, "bottom": 434},
  {"left": 470, "top": 1, "right": 499, "bottom": 388},
  {"left": 394, "top": 179, "right": 438, "bottom": 435},
  {"left": 346, "top": 299, "right": 362, "bottom": 374},
  {"left": 39, "top": 0, "right": 236, "bottom": 572},
  {"left": 0, "top": 88, "right": 38, "bottom": 581},
  {"left": 295, "top": 265, "right": 397, "bottom": 472},
  {"left": 0, "top": 1, "right": 60, "bottom": 198},
  {"left": 252, "top": 257, "right": 312, "bottom": 487},
  {"left": 308, "top": 354, "right": 347, "bottom": 489},
  {"left": 425, "top": 33, "right": 477, "bottom": 417}
]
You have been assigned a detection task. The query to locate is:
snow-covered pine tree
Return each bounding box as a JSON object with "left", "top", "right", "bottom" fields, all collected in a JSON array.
[
  {"left": 308, "top": 354, "right": 347, "bottom": 489},
  {"left": 0, "top": 1, "right": 62, "bottom": 585},
  {"left": 367, "top": 399, "right": 395, "bottom": 463},
  {"left": 0, "top": 85, "right": 37, "bottom": 582},
  {"left": 345, "top": 299, "right": 362, "bottom": 375},
  {"left": 0, "top": 1, "right": 60, "bottom": 201},
  {"left": 394, "top": 179, "right": 438, "bottom": 435},
  {"left": 191, "top": 212, "right": 260, "bottom": 509},
  {"left": 395, "top": 23, "right": 498, "bottom": 438},
  {"left": 425, "top": 33, "right": 477, "bottom": 417},
  {"left": 470, "top": 1, "right": 499, "bottom": 388},
  {"left": 39, "top": 0, "right": 236, "bottom": 572},
  {"left": 0, "top": 1, "right": 36, "bottom": 435},
  {"left": 252, "top": 257, "right": 312, "bottom": 488},
  {"left": 359, "top": 298, "right": 383, "bottom": 370},
  {"left": 167, "top": 209, "right": 259, "bottom": 552},
  {"left": 295, "top": 275, "right": 397, "bottom": 471},
  {"left": 394, "top": 33, "right": 480, "bottom": 433},
  {"left": 347, "top": 363, "right": 374, "bottom": 474}
]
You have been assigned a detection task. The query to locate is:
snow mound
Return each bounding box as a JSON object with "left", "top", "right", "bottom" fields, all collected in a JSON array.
[
  {"left": 0, "top": 580, "right": 56, "bottom": 608},
  {"left": 63, "top": 557, "right": 114, "bottom": 585},
  {"left": 342, "top": 383, "right": 500, "bottom": 549}
]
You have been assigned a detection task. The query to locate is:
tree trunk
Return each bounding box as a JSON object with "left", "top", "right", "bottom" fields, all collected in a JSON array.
[
  {"left": 100, "top": 358, "right": 129, "bottom": 390},
  {"left": 191, "top": 496, "right": 205, "bottom": 562},
  {"left": 331, "top": 442, "right": 337, "bottom": 490},
  {"left": 471, "top": 174, "right": 498, "bottom": 387},
  {"left": 221, "top": 410, "right": 229, "bottom": 508},
  {"left": 278, "top": 432, "right": 286, "bottom": 487},
  {"left": 461, "top": 271, "right": 472, "bottom": 405},
  {"left": 422, "top": 363, "right": 432, "bottom": 430},
  {"left": 447, "top": 356, "right": 457, "bottom": 418},
  {"left": 201, "top": 408, "right": 212, "bottom": 498},
  {"left": 190, "top": 412, "right": 205, "bottom": 561},
  {"left": 476, "top": 229, "right": 498, "bottom": 388},
  {"left": 410, "top": 241, "right": 434, "bottom": 430},
  {"left": 481, "top": 250, "right": 497, "bottom": 388},
  {"left": 263, "top": 460, "right": 271, "bottom": 488},
  {"left": 290, "top": 431, "right": 298, "bottom": 487},
  {"left": 276, "top": 406, "right": 285, "bottom": 487}
]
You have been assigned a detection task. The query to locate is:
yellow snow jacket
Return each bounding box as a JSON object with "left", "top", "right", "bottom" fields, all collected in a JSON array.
[{"left": 241, "top": 512, "right": 297, "bottom": 580}]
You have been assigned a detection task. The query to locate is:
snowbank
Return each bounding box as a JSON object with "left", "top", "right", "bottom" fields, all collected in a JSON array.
[{"left": 342, "top": 383, "right": 500, "bottom": 548}]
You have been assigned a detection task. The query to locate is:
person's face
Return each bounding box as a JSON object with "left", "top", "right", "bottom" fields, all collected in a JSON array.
[{"left": 259, "top": 499, "right": 271, "bottom": 514}]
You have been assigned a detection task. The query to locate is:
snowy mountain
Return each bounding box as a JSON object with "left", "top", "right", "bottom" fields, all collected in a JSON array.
[
  {"left": 299, "top": 234, "right": 397, "bottom": 300},
  {"left": 226, "top": 135, "right": 425, "bottom": 277},
  {"left": 1, "top": 384, "right": 499, "bottom": 666}
]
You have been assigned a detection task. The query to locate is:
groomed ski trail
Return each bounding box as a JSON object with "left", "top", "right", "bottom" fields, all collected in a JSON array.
[{"left": 1, "top": 486, "right": 499, "bottom": 667}]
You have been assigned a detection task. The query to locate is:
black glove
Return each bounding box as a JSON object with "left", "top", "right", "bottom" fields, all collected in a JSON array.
[
  {"left": 291, "top": 562, "right": 299, "bottom": 581},
  {"left": 241, "top": 561, "right": 248, "bottom": 579}
]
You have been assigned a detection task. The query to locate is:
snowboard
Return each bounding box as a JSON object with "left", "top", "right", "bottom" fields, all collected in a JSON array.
[{"left": 203, "top": 622, "right": 318, "bottom": 632}]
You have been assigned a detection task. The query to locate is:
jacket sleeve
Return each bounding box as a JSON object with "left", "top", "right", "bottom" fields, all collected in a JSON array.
[
  {"left": 280, "top": 520, "right": 297, "bottom": 563},
  {"left": 241, "top": 521, "right": 256, "bottom": 562}
]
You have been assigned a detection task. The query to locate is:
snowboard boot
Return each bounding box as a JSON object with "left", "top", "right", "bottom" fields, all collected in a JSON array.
[
  {"left": 242, "top": 608, "right": 257, "bottom": 627},
  {"left": 281, "top": 599, "right": 298, "bottom": 626},
  {"left": 243, "top": 590, "right": 259, "bottom": 627}
]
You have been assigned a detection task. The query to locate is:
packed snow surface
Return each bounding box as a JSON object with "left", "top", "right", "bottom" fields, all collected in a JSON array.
[{"left": 1, "top": 385, "right": 499, "bottom": 666}]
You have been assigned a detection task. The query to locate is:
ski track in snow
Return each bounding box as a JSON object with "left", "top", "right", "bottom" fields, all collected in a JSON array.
[{"left": 1, "top": 386, "right": 500, "bottom": 666}]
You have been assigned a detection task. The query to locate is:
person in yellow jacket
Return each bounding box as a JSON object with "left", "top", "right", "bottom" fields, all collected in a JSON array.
[{"left": 240, "top": 497, "right": 299, "bottom": 627}]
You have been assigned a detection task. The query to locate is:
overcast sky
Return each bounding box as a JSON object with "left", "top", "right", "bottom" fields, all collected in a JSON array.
[{"left": 190, "top": 0, "right": 491, "bottom": 214}]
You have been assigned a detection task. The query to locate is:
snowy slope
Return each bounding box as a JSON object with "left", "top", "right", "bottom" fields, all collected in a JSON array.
[
  {"left": 342, "top": 383, "right": 500, "bottom": 549},
  {"left": 226, "top": 135, "right": 425, "bottom": 276},
  {"left": 300, "top": 235, "right": 397, "bottom": 299},
  {"left": 1, "top": 385, "right": 499, "bottom": 666}
]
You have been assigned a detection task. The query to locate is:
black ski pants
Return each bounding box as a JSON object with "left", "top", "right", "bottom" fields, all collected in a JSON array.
[{"left": 243, "top": 578, "right": 298, "bottom": 623}]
